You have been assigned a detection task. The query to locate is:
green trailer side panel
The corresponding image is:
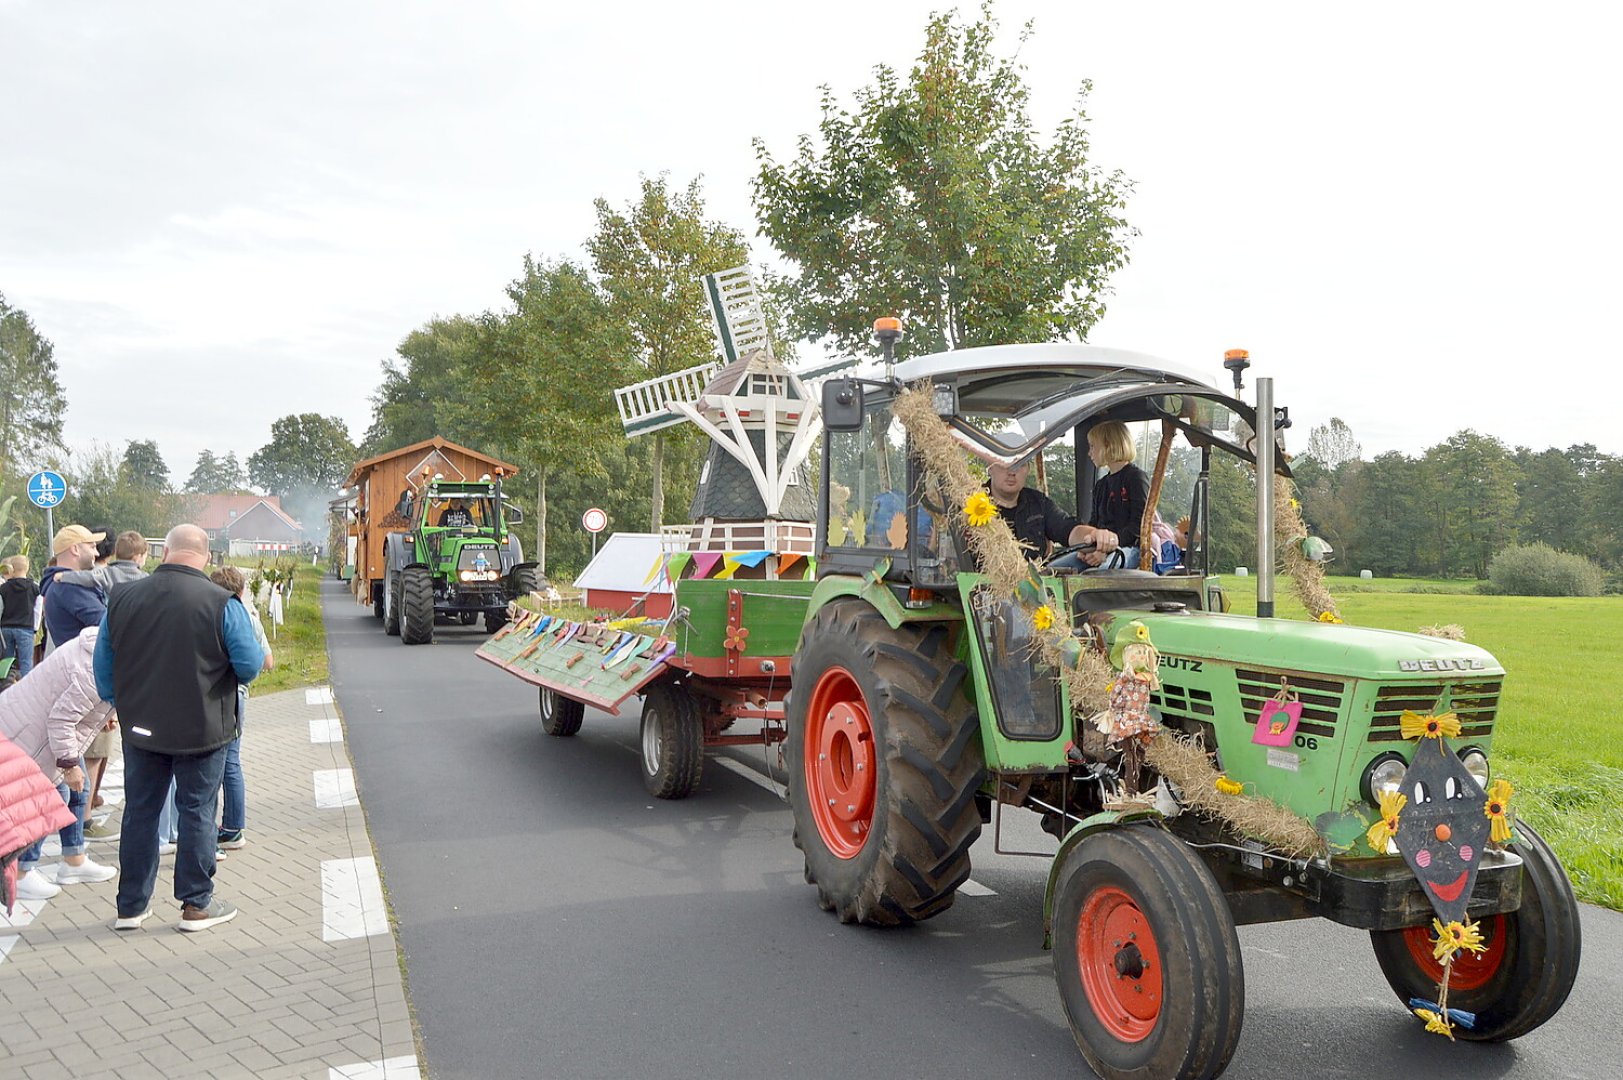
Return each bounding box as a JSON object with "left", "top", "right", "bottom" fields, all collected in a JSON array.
[{"left": 672, "top": 578, "right": 816, "bottom": 659}]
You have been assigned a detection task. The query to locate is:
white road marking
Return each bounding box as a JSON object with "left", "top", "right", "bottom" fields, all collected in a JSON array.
[
  {"left": 306, "top": 686, "right": 335, "bottom": 705},
  {"left": 328, "top": 1057, "right": 421, "bottom": 1079},
  {"left": 321, "top": 857, "right": 389, "bottom": 941},
  {"left": 310, "top": 717, "right": 345, "bottom": 744},
  {"left": 0, "top": 935, "right": 17, "bottom": 965},
  {"left": 0, "top": 900, "right": 46, "bottom": 930},
  {"left": 713, "top": 756, "right": 783, "bottom": 797},
  {"left": 958, "top": 878, "right": 997, "bottom": 896},
  {"left": 314, "top": 769, "right": 359, "bottom": 808}
]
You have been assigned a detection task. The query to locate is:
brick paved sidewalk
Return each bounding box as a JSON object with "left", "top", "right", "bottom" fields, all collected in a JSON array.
[{"left": 0, "top": 687, "right": 422, "bottom": 1080}]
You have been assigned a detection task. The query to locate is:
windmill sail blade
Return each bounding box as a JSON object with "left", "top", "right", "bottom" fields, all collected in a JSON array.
[
  {"left": 614, "top": 361, "right": 719, "bottom": 437},
  {"left": 703, "top": 265, "right": 773, "bottom": 364}
]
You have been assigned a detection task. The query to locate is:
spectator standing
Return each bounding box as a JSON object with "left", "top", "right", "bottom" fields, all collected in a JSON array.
[
  {"left": 209, "top": 566, "right": 273, "bottom": 852},
  {"left": 59, "top": 530, "right": 150, "bottom": 836},
  {"left": 94, "top": 524, "right": 262, "bottom": 931},
  {"left": 1, "top": 556, "right": 39, "bottom": 679},
  {"left": 41, "top": 525, "right": 107, "bottom": 652},
  {"left": 1, "top": 626, "right": 118, "bottom": 898}
]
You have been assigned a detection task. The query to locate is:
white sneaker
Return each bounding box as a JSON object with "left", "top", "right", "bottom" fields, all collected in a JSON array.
[
  {"left": 15, "top": 869, "right": 61, "bottom": 900},
  {"left": 53, "top": 857, "right": 117, "bottom": 885},
  {"left": 158, "top": 842, "right": 177, "bottom": 856},
  {"left": 113, "top": 909, "right": 153, "bottom": 931}
]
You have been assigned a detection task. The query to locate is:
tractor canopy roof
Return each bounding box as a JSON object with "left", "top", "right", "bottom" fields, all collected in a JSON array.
[{"left": 886, "top": 343, "right": 1276, "bottom": 472}]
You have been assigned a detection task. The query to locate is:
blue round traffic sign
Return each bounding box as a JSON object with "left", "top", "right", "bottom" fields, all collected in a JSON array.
[{"left": 27, "top": 470, "right": 67, "bottom": 508}]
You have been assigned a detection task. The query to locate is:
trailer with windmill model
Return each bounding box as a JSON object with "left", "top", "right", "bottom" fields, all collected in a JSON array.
[{"left": 477, "top": 266, "right": 854, "bottom": 797}]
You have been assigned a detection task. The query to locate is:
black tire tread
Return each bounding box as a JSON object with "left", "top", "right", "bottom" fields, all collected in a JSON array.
[
  {"left": 642, "top": 683, "right": 703, "bottom": 799},
  {"left": 787, "top": 601, "right": 985, "bottom": 926},
  {"left": 540, "top": 688, "right": 585, "bottom": 737},
  {"left": 400, "top": 567, "right": 435, "bottom": 645}
]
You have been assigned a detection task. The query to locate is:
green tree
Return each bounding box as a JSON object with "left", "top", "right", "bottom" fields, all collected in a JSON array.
[
  {"left": 248, "top": 414, "right": 356, "bottom": 498},
  {"left": 1343, "top": 452, "right": 1430, "bottom": 576},
  {"left": 1513, "top": 446, "right": 1583, "bottom": 552},
  {"left": 184, "top": 449, "right": 248, "bottom": 493},
  {"left": 63, "top": 444, "right": 182, "bottom": 540},
  {"left": 1303, "top": 417, "right": 1361, "bottom": 471},
  {"left": 1423, "top": 430, "right": 1521, "bottom": 577},
  {"left": 0, "top": 291, "right": 68, "bottom": 476},
  {"left": 1582, "top": 457, "right": 1623, "bottom": 568},
  {"left": 470, "top": 257, "right": 631, "bottom": 573},
  {"left": 121, "top": 439, "right": 170, "bottom": 490},
  {"left": 362, "top": 316, "right": 488, "bottom": 454},
  {"left": 587, "top": 174, "right": 750, "bottom": 529},
  {"left": 1206, "top": 451, "right": 1256, "bottom": 575},
  {"left": 752, "top": 4, "right": 1133, "bottom": 359}
]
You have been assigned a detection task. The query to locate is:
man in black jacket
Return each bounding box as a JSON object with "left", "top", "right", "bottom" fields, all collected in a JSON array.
[{"left": 94, "top": 524, "right": 263, "bottom": 932}]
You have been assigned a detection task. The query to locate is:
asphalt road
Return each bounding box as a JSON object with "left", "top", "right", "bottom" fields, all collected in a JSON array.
[{"left": 321, "top": 579, "right": 1621, "bottom": 1080}]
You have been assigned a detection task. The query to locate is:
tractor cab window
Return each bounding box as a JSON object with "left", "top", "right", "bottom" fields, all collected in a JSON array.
[
  {"left": 825, "top": 402, "right": 908, "bottom": 551},
  {"left": 431, "top": 497, "right": 493, "bottom": 528}
]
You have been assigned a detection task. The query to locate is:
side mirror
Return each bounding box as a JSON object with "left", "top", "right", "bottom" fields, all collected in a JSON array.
[
  {"left": 505, "top": 505, "right": 525, "bottom": 524},
  {"left": 822, "top": 378, "right": 864, "bottom": 432}
]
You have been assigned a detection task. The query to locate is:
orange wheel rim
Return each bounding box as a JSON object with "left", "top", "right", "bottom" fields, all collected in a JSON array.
[
  {"left": 804, "top": 666, "right": 876, "bottom": 859},
  {"left": 1400, "top": 913, "right": 1506, "bottom": 992},
  {"left": 1076, "top": 886, "right": 1163, "bottom": 1043}
]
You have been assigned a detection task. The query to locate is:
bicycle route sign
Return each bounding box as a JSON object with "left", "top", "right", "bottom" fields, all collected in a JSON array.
[{"left": 27, "top": 470, "right": 68, "bottom": 508}]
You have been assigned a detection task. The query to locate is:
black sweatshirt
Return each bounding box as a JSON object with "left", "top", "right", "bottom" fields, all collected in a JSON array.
[
  {"left": 0, "top": 577, "right": 39, "bottom": 629},
  {"left": 1090, "top": 463, "right": 1150, "bottom": 550}
]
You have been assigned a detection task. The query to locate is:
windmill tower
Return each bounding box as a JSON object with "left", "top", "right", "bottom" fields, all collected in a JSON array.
[{"left": 612, "top": 265, "right": 855, "bottom": 577}]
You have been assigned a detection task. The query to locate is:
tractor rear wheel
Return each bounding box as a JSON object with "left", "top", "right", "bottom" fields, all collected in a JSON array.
[
  {"left": 639, "top": 683, "right": 703, "bottom": 799},
  {"left": 1369, "top": 821, "right": 1580, "bottom": 1041},
  {"left": 1052, "top": 824, "right": 1245, "bottom": 1080},
  {"left": 383, "top": 576, "right": 400, "bottom": 637},
  {"left": 785, "top": 601, "right": 984, "bottom": 926},
  {"left": 399, "top": 567, "right": 435, "bottom": 645},
  {"left": 540, "top": 687, "right": 584, "bottom": 737}
]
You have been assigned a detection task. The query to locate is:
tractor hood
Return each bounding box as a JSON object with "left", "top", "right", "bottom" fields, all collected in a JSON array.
[{"left": 1130, "top": 611, "right": 1505, "bottom": 682}]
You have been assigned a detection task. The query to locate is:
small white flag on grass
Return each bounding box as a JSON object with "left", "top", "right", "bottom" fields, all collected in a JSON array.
[{"left": 269, "top": 583, "right": 285, "bottom": 634}]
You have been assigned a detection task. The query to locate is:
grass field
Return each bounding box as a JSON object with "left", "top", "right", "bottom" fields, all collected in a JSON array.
[
  {"left": 1216, "top": 572, "right": 1623, "bottom": 909},
  {"left": 230, "top": 560, "right": 330, "bottom": 696}
]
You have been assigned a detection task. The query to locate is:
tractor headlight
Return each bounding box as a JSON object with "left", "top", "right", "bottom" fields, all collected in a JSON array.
[
  {"left": 1361, "top": 752, "right": 1408, "bottom": 806},
  {"left": 1459, "top": 747, "right": 1490, "bottom": 789},
  {"left": 459, "top": 570, "right": 474, "bottom": 582}
]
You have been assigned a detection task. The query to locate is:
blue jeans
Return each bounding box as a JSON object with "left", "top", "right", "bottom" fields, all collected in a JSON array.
[
  {"left": 1, "top": 626, "right": 33, "bottom": 678},
  {"left": 17, "top": 764, "right": 88, "bottom": 871},
  {"left": 220, "top": 687, "right": 247, "bottom": 833},
  {"left": 117, "top": 742, "right": 228, "bottom": 916}
]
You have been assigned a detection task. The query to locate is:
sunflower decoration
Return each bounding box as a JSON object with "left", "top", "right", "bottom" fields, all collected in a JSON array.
[
  {"left": 1317, "top": 611, "right": 1343, "bottom": 624},
  {"left": 1432, "top": 917, "right": 1486, "bottom": 962},
  {"left": 1484, "top": 778, "right": 1515, "bottom": 844},
  {"left": 1399, "top": 710, "right": 1461, "bottom": 740},
  {"left": 1214, "top": 776, "right": 1244, "bottom": 796},
  {"left": 1032, "top": 604, "right": 1055, "bottom": 631},
  {"left": 962, "top": 491, "right": 997, "bottom": 527},
  {"left": 1365, "top": 789, "right": 1406, "bottom": 854}
]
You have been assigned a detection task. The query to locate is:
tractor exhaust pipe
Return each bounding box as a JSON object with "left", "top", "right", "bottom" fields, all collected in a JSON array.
[{"left": 1255, "top": 377, "right": 1276, "bottom": 619}]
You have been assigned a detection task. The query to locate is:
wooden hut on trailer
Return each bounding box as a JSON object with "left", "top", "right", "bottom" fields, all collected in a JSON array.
[{"left": 342, "top": 437, "right": 520, "bottom": 613}]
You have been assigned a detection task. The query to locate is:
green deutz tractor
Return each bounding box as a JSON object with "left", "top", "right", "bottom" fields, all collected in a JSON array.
[
  {"left": 786, "top": 340, "right": 1580, "bottom": 1079},
  {"left": 382, "top": 475, "right": 541, "bottom": 645}
]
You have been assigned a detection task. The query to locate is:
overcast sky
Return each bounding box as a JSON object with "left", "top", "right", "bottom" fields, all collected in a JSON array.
[{"left": 3, "top": 1, "right": 1618, "bottom": 483}]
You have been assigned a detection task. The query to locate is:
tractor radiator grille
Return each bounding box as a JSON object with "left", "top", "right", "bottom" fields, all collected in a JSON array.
[
  {"left": 1368, "top": 680, "right": 1501, "bottom": 743},
  {"left": 1235, "top": 668, "right": 1346, "bottom": 740},
  {"left": 1153, "top": 682, "right": 1216, "bottom": 721}
]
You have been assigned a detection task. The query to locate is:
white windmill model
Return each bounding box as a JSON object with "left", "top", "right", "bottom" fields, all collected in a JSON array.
[{"left": 612, "top": 265, "right": 855, "bottom": 577}]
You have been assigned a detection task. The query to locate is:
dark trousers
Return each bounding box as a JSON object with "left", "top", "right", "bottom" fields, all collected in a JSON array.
[{"left": 117, "top": 742, "right": 228, "bottom": 916}]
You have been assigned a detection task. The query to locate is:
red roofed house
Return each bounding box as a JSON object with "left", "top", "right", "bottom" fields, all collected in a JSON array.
[{"left": 193, "top": 494, "right": 304, "bottom": 555}]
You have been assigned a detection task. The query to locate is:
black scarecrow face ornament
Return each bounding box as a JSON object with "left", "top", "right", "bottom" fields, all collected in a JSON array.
[{"left": 1393, "top": 733, "right": 1491, "bottom": 925}]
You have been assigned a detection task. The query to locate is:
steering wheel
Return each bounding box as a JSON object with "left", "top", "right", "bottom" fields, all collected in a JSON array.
[{"left": 1041, "top": 541, "right": 1096, "bottom": 570}]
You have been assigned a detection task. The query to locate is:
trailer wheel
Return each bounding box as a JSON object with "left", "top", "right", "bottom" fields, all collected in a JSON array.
[
  {"left": 458, "top": 611, "right": 478, "bottom": 625},
  {"left": 785, "top": 601, "right": 984, "bottom": 926},
  {"left": 640, "top": 683, "right": 703, "bottom": 799},
  {"left": 372, "top": 583, "right": 385, "bottom": 620},
  {"left": 485, "top": 609, "right": 508, "bottom": 633},
  {"left": 540, "top": 687, "right": 584, "bottom": 737},
  {"left": 399, "top": 567, "right": 435, "bottom": 645},
  {"left": 1052, "top": 824, "right": 1245, "bottom": 1080},
  {"left": 383, "top": 575, "right": 401, "bottom": 637},
  {"left": 1369, "top": 821, "right": 1580, "bottom": 1041}
]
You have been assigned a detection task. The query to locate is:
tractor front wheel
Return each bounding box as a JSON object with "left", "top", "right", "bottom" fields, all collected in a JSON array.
[
  {"left": 639, "top": 683, "right": 703, "bottom": 799},
  {"left": 1368, "top": 821, "right": 1581, "bottom": 1041},
  {"left": 372, "top": 583, "right": 385, "bottom": 620},
  {"left": 458, "top": 611, "right": 478, "bottom": 626},
  {"left": 399, "top": 567, "right": 435, "bottom": 645},
  {"left": 540, "top": 687, "right": 584, "bottom": 737},
  {"left": 383, "top": 576, "right": 400, "bottom": 637},
  {"left": 1052, "top": 824, "right": 1245, "bottom": 1080},
  {"left": 785, "top": 601, "right": 984, "bottom": 926},
  {"left": 509, "top": 566, "right": 541, "bottom": 600}
]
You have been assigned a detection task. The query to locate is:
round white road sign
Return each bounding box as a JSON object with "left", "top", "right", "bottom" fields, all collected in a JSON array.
[{"left": 581, "top": 507, "right": 608, "bottom": 533}]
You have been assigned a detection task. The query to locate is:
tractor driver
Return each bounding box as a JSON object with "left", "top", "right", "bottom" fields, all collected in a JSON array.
[
  {"left": 438, "top": 499, "right": 474, "bottom": 528},
  {"left": 986, "top": 442, "right": 1091, "bottom": 562}
]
